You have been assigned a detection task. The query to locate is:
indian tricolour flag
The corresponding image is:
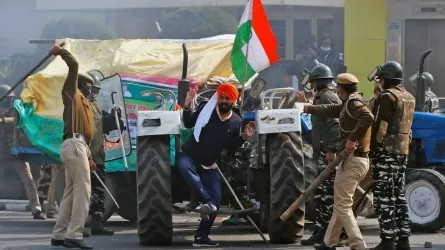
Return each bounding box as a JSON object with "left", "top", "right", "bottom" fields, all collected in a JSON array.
[{"left": 231, "top": 0, "right": 279, "bottom": 84}]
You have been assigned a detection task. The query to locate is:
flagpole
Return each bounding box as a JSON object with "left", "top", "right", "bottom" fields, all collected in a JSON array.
[{"left": 239, "top": 32, "right": 252, "bottom": 116}]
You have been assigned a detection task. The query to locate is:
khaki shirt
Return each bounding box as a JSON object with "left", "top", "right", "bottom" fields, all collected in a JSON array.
[
  {"left": 60, "top": 49, "right": 94, "bottom": 141},
  {"left": 307, "top": 93, "right": 374, "bottom": 153}
]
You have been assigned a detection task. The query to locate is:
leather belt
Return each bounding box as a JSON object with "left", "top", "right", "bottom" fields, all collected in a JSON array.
[
  {"left": 353, "top": 151, "right": 368, "bottom": 158},
  {"left": 65, "top": 133, "right": 90, "bottom": 145}
]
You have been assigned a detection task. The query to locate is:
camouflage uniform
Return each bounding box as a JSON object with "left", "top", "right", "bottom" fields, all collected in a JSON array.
[
  {"left": 424, "top": 89, "right": 440, "bottom": 114},
  {"left": 89, "top": 101, "right": 107, "bottom": 218},
  {"left": 422, "top": 72, "right": 441, "bottom": 114},
  {"left": 37, "top": 164, "right": 64, "bottom": 217},
  {"left": 300, "top": 64, "right": 344, "bottom": 246},
  {"left": 312, "top": 89, "right": 341, "bottom": 230},
  {"left": 84, "top": 100, "right": 121, "bottom": 237},
  {"left": 369, "top": 61, "right": 414, "bottom": 250},
  {"left": 371, "top": 86, "right": 414, "bottom": 241}
]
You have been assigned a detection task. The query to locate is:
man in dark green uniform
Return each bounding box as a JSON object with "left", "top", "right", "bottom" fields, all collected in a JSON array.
[
  {"left": 368, "top": 61, "right": 414, "bottom": 250},
  {"left": 83, "top": 71, "right": 124, "bottom": 237},
  {"left": 297, "top": 64, "right": 342, "bottom": 246}
]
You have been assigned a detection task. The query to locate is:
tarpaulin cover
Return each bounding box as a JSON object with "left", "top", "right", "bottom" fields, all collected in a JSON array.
[{"left": 14, "top": 37, "right": 235, "bottom": 171}]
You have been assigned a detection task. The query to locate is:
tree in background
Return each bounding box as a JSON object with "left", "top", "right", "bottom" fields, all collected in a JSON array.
[{"left": 159, "top": 7, "right": 238, "bottom": 39}]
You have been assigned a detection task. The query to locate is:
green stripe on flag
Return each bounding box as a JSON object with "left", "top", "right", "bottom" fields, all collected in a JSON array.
[{"left": 231, "top": 21, "right": 256, "bottom": 84}]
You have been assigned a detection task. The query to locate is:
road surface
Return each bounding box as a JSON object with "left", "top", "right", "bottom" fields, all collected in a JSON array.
[{"left": 0, "top": 211, "right": 444, "bottom": 249}]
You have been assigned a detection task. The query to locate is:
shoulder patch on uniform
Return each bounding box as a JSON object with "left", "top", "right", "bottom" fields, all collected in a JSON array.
[{"left": 351, "top": 100, "right": 364, "bottom": 107}]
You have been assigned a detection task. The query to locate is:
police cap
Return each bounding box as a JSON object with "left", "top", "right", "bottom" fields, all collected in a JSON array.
[{"left": 336, "top": 73, "right": 359, "bottom": 85}]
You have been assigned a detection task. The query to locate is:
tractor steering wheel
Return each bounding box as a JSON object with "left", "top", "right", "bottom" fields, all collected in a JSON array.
[{"left": 194, "top": 89, "right": 216, "bottom": 108}]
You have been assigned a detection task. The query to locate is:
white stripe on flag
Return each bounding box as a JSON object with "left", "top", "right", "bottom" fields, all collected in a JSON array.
[
  {"left": 241, "top": 29, "right": 270, "bottom": 72},
  {"left": 239, "top": 0, "right": 253, "bottom": 25}
]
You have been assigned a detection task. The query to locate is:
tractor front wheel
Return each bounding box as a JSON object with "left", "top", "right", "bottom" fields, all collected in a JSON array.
[{"left": 267, "top": 132, "right": 305, "bottom": 244}]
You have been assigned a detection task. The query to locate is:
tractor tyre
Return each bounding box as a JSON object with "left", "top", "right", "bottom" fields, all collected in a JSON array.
[
  {"left": 303, "top": 143, "right": 317, "bottom": 223},
  {"left": 267, "top": 132, "right": 305, "bottom": 244},
  {"left": 137, "top": 135, "right": 173, "bottom": 245},
  {"left": 406, "top": 169, "right": 445, "bottom": 233}
]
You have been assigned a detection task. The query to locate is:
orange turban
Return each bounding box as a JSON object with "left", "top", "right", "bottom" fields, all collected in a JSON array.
[{"left": 217, "top": 83, "right": 239, "bottom": 103}]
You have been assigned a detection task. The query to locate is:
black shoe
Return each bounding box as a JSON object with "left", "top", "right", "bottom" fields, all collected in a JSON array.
[
  {"left": 314, "top": 242, "right": 336, "bottom": 250},
  {"left": 372, "top": 239, "right": 395, "bottom": 250},
  {"left": 396, "top": 237, "right": 411, "bottom": 250},
  {"left": 301, "top": 228, "right": 326, "bottom": 246},
  {"left": 50, "top": 239, "right": 66, "bottom": 247},
  {"left": 33, "top": 211, "right": 45, "bottom": 220},
  {"left": 83, "top": 228, "right": 91, "bottom": 237},
  {"left": 46, "top": 213, "right": 56, "bottom": 219},
  {"left": 64, "top": 238, "right": 93, "bottom": 249},
  {"left": 91, "top": 216, "right": 114, "bottom": 236}
]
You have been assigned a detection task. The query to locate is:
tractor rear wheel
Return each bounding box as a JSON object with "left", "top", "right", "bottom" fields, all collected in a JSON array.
[
  {"left": 267, "top": 132, "right": 305, "bottom": 244},
  {"left": 136, "top": 135, "right": 173, "bottom": 245},
  {"left": 406, "top": 168, "right": 445, "bottom": 233}
]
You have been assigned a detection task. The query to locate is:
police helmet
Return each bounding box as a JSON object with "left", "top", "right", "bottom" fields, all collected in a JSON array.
[
  {"left": 422, "top": 72, "right": 434, "bottom": 88},
  {"left": 87, "top": 70, "right": 105, "bottom": 89},
  {"left": 0, "top": 85, "right": 15, "bottom": 97},
  {"left": 309, "top": 64, "right": 334, "bottom": 81},
  {"left": 368, "top": 61, "right": 403, "bottom": 82}
]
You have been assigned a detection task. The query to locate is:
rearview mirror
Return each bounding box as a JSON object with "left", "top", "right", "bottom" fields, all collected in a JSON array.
[{"left": 249, "top": 78, "right": 266, "bottom": 98}]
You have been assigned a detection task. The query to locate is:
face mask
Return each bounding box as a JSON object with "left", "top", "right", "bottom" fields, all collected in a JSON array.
[
  {"left": 218, "top": 102, "right": 232, "bottom": 114},
  {"left": 320, "top": 46, "right": 331, "bottom": 52}
]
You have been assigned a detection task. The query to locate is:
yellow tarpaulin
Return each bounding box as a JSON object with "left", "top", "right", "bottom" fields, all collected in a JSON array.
[{"left": 22, "top": 38, "right": 235, "bottom": 118}]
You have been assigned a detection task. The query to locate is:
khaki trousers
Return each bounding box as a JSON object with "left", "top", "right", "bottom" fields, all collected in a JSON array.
[
  {"left": 353, "top": 169, "right": 374, "bottom": 217},
  {"left": 324, "top": 155, "right": 369, "bottom": 250},
  {"left": 47, "top": 165, "right": 64, "bottom": 215},
  {"left": 52, "top": 138, "right": 91, "bottom": 240},
  {"left": 14, "top": 160, "right": 41, "bottom": 214}
]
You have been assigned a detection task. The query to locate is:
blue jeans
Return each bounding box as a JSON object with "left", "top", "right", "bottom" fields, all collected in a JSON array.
[{"left": 177, "top": 152, "right": 221, "bottom": 238}]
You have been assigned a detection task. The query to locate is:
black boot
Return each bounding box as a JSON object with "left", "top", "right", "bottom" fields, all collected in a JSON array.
[
  {"left": 91, "top": 215, "right": 114, "bottom": 236},
  {"left": 83, "top": 228, "right": 91, "bottom": 237},
  {"left": 396, "top": 237, "right": 411, "bottom": 250},
  {"left": 301, "top": 227, "right": 326, "bottom": 245},
  {"left": 372, "top": 239, "right": 395, "bottom": 250},
  {"left": 314, "top": 242, "right": 336, "bottom": 250}
]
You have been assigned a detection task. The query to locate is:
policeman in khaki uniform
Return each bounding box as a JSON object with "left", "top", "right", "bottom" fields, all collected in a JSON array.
[
  {"left": 368, "top": 61, "right": 414, "bottom": 250},
  {"left": 303, "top": 73, "right": 374, "bottom": 250},
  {"left": 351, "top": 82, "right": 383, "bottom": 219},
  {"left": 296, "top": 64, "right": 344, "bottom": 246},
  {"left": 49, "top": 45, "right": 96, "bottom": 249}
]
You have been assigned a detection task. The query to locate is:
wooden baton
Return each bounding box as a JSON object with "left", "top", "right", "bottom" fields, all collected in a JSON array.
[{"left": 280, "top": 149, "right": 349, "bottom": 222}]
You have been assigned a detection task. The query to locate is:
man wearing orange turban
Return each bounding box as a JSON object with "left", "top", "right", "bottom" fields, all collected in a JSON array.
[{"left": 177, "top": 82, "right": 255, "bottom": 247}]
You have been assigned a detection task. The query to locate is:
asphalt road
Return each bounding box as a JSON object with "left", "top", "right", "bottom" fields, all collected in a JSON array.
[{"left": 0, "top": 211, "right": 444, "bottom": 250}]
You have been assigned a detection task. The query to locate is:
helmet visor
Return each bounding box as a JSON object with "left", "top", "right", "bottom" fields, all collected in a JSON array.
[
  {"left": 367, "top": 66, "right": 382, "bottom": 82},
  {"left": 300, "top": 69, "right": 312, "bottom": 91}
]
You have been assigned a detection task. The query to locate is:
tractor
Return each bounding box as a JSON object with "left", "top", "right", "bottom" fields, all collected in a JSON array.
[{"left": 134, "top": 71, "right": 317, "bottom": 245}]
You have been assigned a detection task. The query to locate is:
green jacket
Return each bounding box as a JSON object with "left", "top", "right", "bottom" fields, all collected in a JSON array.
[
  {"left": 311, "top": 87, "right": 341, "bottom": 159},
  {"left": 90, "top": 102, "right": 105, "bottom": 165}
]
